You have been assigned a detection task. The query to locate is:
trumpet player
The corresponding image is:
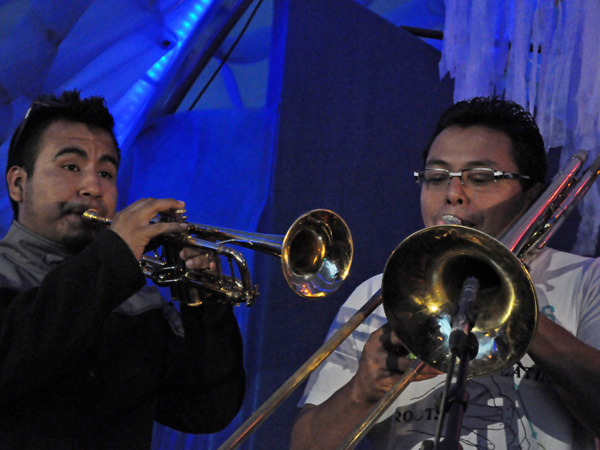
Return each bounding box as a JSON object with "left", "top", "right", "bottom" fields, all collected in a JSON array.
[
  {"left": 292, "top": 97, "right": 600, "bottom": 449},
  {"left": 0, "top": 90, "right": 245, "bottom": 449}
]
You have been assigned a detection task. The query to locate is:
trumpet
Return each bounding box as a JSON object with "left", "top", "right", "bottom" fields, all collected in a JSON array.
[
  {"left": 218, "top": 150, "right": 600, "bottom": 449},
  {"left": 82, "top": 208, "right": 353, "bottom": 306}
]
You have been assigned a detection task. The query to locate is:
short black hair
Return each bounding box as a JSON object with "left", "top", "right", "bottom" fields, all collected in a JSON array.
[
  {"left": 422, "top": 96, "right": 547, "bottom": 189},
  {"left": 6, "top": 90, "right": 119, "bottom": 218}
]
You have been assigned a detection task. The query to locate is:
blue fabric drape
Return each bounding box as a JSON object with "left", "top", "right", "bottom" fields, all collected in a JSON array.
[{"left": 119, "top": 107, "right": 278, "bottom": 449}]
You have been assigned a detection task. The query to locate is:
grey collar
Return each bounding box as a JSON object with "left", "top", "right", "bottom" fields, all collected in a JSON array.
[{"left": 0, "top": 221, "right": 76, "bottom": 281}]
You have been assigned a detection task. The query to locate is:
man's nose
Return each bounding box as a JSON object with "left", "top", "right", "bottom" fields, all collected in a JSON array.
[
  {"left": 78, "top": 172, "right": 103, "bottom": 198},
  {"left": 445, "top": 176, "right": 468, "bottom": 205}
]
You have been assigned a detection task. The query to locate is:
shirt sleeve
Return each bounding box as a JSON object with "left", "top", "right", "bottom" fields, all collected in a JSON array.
[
  {"left": 575, "top": 257, "right": 600, "bottom": 350},
  {"left": 155, "top": 300, "right": 246, "bottom": 433},
  {"left": 299, "top": 274, "right": 386, "bottom": 407}
]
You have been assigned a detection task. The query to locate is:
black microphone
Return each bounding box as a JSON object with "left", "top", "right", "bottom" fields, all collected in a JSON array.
[{"left": 449, "top": 276, "right": 479, "bottom": 357}]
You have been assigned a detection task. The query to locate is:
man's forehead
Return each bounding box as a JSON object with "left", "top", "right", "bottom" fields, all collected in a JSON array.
[
  {"left": 39, "top": 120, "right": 119, "bottom": 164},
  {"left": 427, "top": 125, "right": 515, "bottom": 168}
]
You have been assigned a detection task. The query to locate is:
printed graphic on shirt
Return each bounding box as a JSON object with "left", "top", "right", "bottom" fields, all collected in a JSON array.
[{"left": 385, "top": 360, "right": 573, "bottom": 450}]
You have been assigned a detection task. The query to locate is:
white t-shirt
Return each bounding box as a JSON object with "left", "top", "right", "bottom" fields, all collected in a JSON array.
[{"left": 300, "top": 247, "right": 600, "bottom": 449}]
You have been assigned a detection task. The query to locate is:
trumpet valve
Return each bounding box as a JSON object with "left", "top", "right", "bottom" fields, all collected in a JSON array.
[{"left": 158, "top": 209, "right": 187, "bottom": 223}]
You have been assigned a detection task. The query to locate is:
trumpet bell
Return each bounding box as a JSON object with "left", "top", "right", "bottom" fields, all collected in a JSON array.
[
  {"left": 383, "top": 224, "right": 538, "bottom": 377},
  {"left": 282, "top": 210, "right": 353, "bottom": 298}
]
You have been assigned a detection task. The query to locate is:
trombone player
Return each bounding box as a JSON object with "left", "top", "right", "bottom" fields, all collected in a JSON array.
[
  {"left": 291, "top": 97, "right": 600, "bottom": 449},
  {"left": 0, "top": 90, "right": 245, "bottom": 448}
]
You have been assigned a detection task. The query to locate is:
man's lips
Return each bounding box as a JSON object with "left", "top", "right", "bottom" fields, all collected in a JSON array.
[
  {"left": 63, "top": 203, "right": 105, "bottom": 215},
  {"left": 61, "top": 204, "right": 108, "bottom": 225}
]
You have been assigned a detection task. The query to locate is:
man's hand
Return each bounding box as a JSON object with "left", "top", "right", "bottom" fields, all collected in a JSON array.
[
  {"left": 291, "top": 323, "right": 443, "bottom": 450},
  {"left": 109, "top": 198, "right": 189, "bottom": 260},
  {"left": 179, "top": 247, "right": 217, "bottom": 272},
  {"left": 349, "top": 324, "right": 441, "bottom": 405}
]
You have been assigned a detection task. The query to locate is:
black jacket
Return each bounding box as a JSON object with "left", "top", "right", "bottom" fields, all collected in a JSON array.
[{"left": 0, "top": 223, "right": 245, "bottom": 449}]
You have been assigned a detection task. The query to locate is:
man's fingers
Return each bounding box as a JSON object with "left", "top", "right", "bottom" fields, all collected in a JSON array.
[
  {"left": 146, "top": 221, "right": 188, "bottom": 238},
  {"left": 385, "top": 354, "right": 415, "bottom": 374},
  {"left": 385, "top": 354, "right": 403, "bottom": 374},
  {"left": 127, "top": 197, "right": 185, "bottom": 214},
  {"left": 180, "top": 247, "right": 216, "bottom": 271},
  {"left": 379, "top": 325, "right": 409, "bottom": 357},
  {"left": 110, "top": 198, "right": 188, "bottom": 260},
  {"left": 118, "top": 198, "right": 185, "bottom": 224}
]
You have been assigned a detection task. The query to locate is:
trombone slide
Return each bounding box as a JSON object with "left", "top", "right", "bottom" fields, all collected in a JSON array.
[{"left": 217, "top": 291, "right": 384, "bottom": 450}]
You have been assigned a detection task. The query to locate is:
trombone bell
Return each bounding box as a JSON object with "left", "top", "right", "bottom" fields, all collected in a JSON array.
[{"left": 382, "top": 224, "right": 537, "bottom": 377}]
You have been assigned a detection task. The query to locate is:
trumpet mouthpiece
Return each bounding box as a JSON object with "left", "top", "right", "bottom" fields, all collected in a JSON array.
[
  {"left": 82, "top": 209, "right": 112, "bottom": 225},
  {"left": 441, "top": 214, "right": 462, "bottom": 225}
]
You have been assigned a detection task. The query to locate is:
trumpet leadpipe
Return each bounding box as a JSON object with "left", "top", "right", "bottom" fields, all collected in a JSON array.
[{"left": 82, "top": 208, "right": 187, "bottom": 226}]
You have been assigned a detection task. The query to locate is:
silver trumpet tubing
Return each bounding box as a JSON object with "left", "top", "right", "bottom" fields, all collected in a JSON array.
[
  {"left": 217, "top": 150, "right": 600, "bottom": 449},
  {"left": 82, "top": 208, "right": 353, "bottom": 307}
]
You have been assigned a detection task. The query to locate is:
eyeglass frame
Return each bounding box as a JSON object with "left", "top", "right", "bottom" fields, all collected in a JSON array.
[
  {"left": 8, "top": 100, "right": 66, "bottom": 158},
  {"left": 413, "top": 167, "right": 531, "bottom": 189}
]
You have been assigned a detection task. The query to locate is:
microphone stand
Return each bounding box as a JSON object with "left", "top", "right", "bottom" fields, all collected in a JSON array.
[{"left": 421, "top": 276, "right": 480, "bottom": 450}]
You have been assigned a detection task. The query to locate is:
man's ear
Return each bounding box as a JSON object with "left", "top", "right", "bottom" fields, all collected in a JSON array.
[{"left": 6, "top": 166, "right": 27, "bottom": 203}]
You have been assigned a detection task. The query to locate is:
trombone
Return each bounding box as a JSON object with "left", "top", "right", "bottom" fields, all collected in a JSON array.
[
  {"left": 218, "top": 149, "right": 600, "bottom": 449},
  {"left": 83, "top": 208, "right": 353, "bottom": 306}
]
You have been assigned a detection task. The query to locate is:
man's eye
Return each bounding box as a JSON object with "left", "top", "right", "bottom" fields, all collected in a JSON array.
[
  {"left": 425, "top": 173, "right": 447, "bottom": 184},
  {"left": 468, "top": 173, "right": 495, "bottom": 184},
  {"left": 63, "top": 164, "right": 79, "bottom": 172},
  {"left": 99, "top": 171, "right": 114, "bottom": 180}
]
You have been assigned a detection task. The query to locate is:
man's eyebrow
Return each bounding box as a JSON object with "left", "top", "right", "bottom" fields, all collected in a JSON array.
[
  {"left": 424, "top": 158, "right": 449, "bottom": 168},
  {"left": 425, "top": 158, "right": 499, "bottom": 168},
  {"left": 101, "top": 154, "right": 120, "bottom": 169},
  {"left": 53, "top": 147, "right": 119, "bottom": 169},
  {"left": 53, "top": 147, "right": 86, "bottom": 160}
]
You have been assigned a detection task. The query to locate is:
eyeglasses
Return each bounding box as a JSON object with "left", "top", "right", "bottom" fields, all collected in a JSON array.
[
  {"left": 414, "top": 168, "right": 531, "bottom": 191},
  {"left": 10, "top": 100, "right": 64, "bottom": 154}
]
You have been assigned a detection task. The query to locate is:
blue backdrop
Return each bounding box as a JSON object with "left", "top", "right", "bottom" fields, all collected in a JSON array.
[{"left": 127, "top": 1, "right": 454, "bottom": 448}]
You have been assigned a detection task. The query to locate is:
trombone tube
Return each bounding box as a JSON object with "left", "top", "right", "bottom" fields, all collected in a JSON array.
[
  {"left": 340, "top": 360, "right": 426, "bottom": 449},
  {"left": 535, "top": 153, "right": 600, "bottom": 250},
  {"left": 499, "top": 150, "right": 586, "bottom": 254},
  {"left": 217, "top": 291, "right": 384, "bottom": 450}
]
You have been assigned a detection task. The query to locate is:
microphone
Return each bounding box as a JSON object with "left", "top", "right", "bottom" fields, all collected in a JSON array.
[{"left": 449, "top": 276, "right": 479, "bottom": 356}]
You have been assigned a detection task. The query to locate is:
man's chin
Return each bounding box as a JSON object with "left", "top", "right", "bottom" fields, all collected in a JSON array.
[{"left": 60, "top": 227, "right": 99, "bottom": 253}]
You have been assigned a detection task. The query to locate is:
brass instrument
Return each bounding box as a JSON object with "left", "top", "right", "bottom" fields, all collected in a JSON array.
[
  {"left": 82, "top": 208, "right": 353, "bottom": 306},
  {"left": 381, "top": 150, "right": 595, "bottom": 377},
  {"left": 218, "top": 150, "right": 600, "bottom": 449}
]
